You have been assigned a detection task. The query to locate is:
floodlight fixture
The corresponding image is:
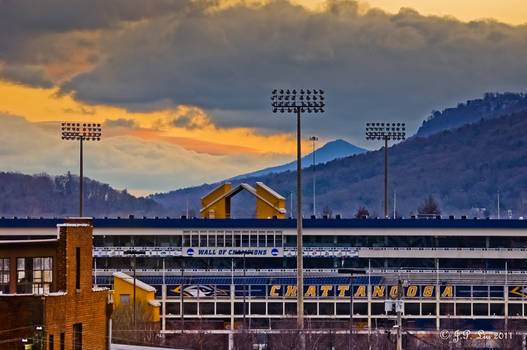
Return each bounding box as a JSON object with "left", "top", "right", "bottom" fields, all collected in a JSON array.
[
  {"left": 365, "top": 122, "right": 406, "bottom": 219},
  {"left": 271, "top": 89, "right": 325, "bottom": 114},
  {"left": 365, "top": 122, "right": 406, "bottom": 141},
  {"left": 271, "top": 89, "right": 325, "bottom": 343},
  {"left": 60, "top": 122, "right": 103, "bottom": 217}
]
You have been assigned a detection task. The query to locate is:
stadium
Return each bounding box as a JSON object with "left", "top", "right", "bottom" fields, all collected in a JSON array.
[{"left": 2, "top": 216, "right": 527, "bottom": 348}]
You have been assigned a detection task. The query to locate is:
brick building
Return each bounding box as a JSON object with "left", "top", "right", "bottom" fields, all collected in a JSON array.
[{"left": 0, "top": 218, "right": 112, "bottom": 350}]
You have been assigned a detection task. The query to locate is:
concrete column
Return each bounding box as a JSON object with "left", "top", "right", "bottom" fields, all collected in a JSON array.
[
  {"left": 504, "top": 285, "right": 509, "bottom": 330},
  {"left": 436, "top": 285, "right": 440, "bottom": 331},
  {"left": 162, "top": 284, "right": 167, "bottom": 332},
  {"left": 229, "top": 283, "right": 235, "bottom": 350}
]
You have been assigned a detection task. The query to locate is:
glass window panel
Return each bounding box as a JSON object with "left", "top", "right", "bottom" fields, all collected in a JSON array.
[
  {"left": 17, "top": 258, "right": 25, "bottom": 270},
  {"left": 208, "top": 235, "right": 216, "bottom": 247},
  {"left": 18, "top": 271, "right": 25, "bottom": 282},
  {"left": 33, "top": 270, "right": 42, "bottom": 282},
  {"left": 44, "top": 271, "right": 52, "bottom": 283},
  {"left": 217, "top": 234, "right": 224, "bottom": 247},
  {"left": 44, "top": 257, "right": 52, "bottom": 270},
  {"left": 33, "top": 258, "right": 42, "bottom": 270},
  {"left": 275, "top": 234, "right": 282, "bottom": 247}
]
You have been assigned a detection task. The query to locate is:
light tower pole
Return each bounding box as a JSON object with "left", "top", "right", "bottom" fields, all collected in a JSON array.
[
  {"left": 310, "top": 136, "right": 318, "bottom": 217},
  {"left": 365, "top": 123, "right": 405, "bottom": 218},
  {"left": 271, "top": 89, "right": 325, "bottom": 345},
  {"left": 61, "top": 122, "right": 102, "bottom": 217}
]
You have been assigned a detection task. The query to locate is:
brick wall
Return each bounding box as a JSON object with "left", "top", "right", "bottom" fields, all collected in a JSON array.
[
  {"left": 0, "top": 220, "right": 111, "bottom": 350},
  {"left": 42, "top": 222, "right": 110, "bottom": 350},
  {"left": 0, "top": 296, "right": 43, "bottom": 350}
]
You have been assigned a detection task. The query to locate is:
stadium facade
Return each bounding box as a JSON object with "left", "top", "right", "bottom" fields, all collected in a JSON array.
[{"left": 2, "top": 217, "right": 527, "bottom": 344}]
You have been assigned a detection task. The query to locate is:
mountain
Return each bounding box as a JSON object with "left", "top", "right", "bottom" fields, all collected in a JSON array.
[
  {"left": 416, "top": 92, "right": 527, "bottom": 137},
  {"left": 152, "top": 110, "right": 527, "bottom": 219},
  {"left": 0, "top": 172, "right": 166, "bottom": 217},
  {"left": 229, "top": 139, "right": 366, "bottom": 180}
]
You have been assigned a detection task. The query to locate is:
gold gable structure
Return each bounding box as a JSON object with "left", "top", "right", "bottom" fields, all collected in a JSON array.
[{"left": 200, "top": 182, "right": 286, "bottom": 219}]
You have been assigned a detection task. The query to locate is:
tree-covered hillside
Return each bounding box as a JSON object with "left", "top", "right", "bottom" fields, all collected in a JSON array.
[
  {"left": 0, "top": 172, "right": 165, "bottom": 217},
  {"left": 153, "top": 110, "right": 527, "bottom": 219},
  {"left": 417, "top": 92, "right": 527, "bottom": 137}
]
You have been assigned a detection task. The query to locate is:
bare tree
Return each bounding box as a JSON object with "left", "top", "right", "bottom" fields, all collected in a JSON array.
[
  {"left": 418, "top": 195, "right": 441, "bottom": 217},
  {"left": 355, "top": 206, "right": 370, "bottom": 218},
  {"left": 322, "top": 206, "right": 333, "bottom": 218},
  {"left": 165, "top": 320, "right": 226, "bottom": 350},
  {"left": 112, "top": 301, "right": 161, "bottom": 346}
]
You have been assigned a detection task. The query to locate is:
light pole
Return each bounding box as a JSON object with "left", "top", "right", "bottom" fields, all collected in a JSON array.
[
  {"left": 309, "top": 136, "right": 318, "bottom": 217},
  {"left": 272, "top": 89, "right": 325, "bottom": 343},
  {"left": 60, "top": 122, "right": 102, "bottom": 217},
  {"left": 396, "top": 278, "right": 403, "bottom": 350},
  {"left": 124, "top": 249, "right": 146, "bottom": 329},
  {"left": 338, "top": 268, "right": 367, "bottom": 350},
  {"left": 365, "top": 122, "right": 405, "bottom": 218}
]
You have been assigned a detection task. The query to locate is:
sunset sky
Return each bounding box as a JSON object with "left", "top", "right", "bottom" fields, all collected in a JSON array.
[{"left": 1, "top": 0, "right": 526, "bottom": 194}]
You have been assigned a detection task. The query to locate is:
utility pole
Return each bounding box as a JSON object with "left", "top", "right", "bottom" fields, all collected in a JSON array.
[
  {"left": 310, "top": 136, "right": 318, "bottom": 217},
  {"left": 181, "top": 260, "right": 185, "bottom": 331},
  {"left": 397, "top": 278, "right": 403, "bottom": 350},
  {"left": 393, "top": 190, "right": 397, "bottom": 219},
  {"left": 338, "top": 268, "right": 367, "bottom": 350},
  {"left": 498, "top": 190, "right": 501, "bottom": 219},
  {"left": 123, "top": 248, "right": 146, "bottom": 329}
]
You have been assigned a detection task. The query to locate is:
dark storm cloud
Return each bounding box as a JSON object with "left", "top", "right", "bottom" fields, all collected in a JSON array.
[
  {"left": 0, "top": 64, "right": 53, "bottom": 88},
  {"left": 60, "top": 0, "right": 527, "bottom": 141},
  {"left": 0, "top": 0, "right": 206, "bottom": 85},
  {"left": 0, "top": 0, "right": 202, "bottom": 33},
  {"left": 4, "top": 0, "right": 527, "bottom": 142}
]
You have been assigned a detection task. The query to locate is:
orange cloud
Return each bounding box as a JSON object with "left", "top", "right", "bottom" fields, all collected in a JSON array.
[{"left": 0, "top": 80, "right": 311, "bottom": 156}]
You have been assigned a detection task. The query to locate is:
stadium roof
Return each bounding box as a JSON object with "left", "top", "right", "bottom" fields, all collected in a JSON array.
[{"left": 1, "top": 217, "right": 526, "bottom": 229}]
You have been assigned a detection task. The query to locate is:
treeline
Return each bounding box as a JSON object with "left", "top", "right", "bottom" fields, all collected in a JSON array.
[
  {"left": 0, "top": 172, "right": 166, "bottom": 217},
  {"left": 417, "top": 92, "right": 527, "bottom": 137}
]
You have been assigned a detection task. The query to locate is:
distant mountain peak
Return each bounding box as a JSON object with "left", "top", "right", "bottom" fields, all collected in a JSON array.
[{"left": 229, "top": 139, "right": 366, "bottom": 180}]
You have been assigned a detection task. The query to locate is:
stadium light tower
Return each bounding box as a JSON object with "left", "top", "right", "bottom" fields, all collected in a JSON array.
[
  {"left": 61, "top": 122, "right": 102, "bottom": 217},
  {"left": 309, "top": 136, "right": 318, "bottom": 217},
  {"left": 271, "top": 89, "right": 325, "bottom": 339},
  {"left": 365, "top": 122, "right": 405, "bottom": 218}
]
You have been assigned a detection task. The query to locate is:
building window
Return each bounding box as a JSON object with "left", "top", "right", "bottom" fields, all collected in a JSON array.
[
  {"left": 16, "top": 257, "right": 53, "bottom": 294},
  {"left": 49, "top": 334, "right": 54, "bottom": 350},
  {"left": 76, "top": 247, "right": 80, "bottom": 290},
  {"left": 120, "top": 294, "right": 130, "bottom": 304},
  {"left": 0, "top": 258, "right": 9, "bottom": 294},
  {"left": 73, "top": 323, "right": 82, "bottom": 350},
  {"left": 60, "top": 333, "right": 65, "bottom": 350},
  {"left": 33, "top": 257, "right": 53, "bottom": 294}
]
